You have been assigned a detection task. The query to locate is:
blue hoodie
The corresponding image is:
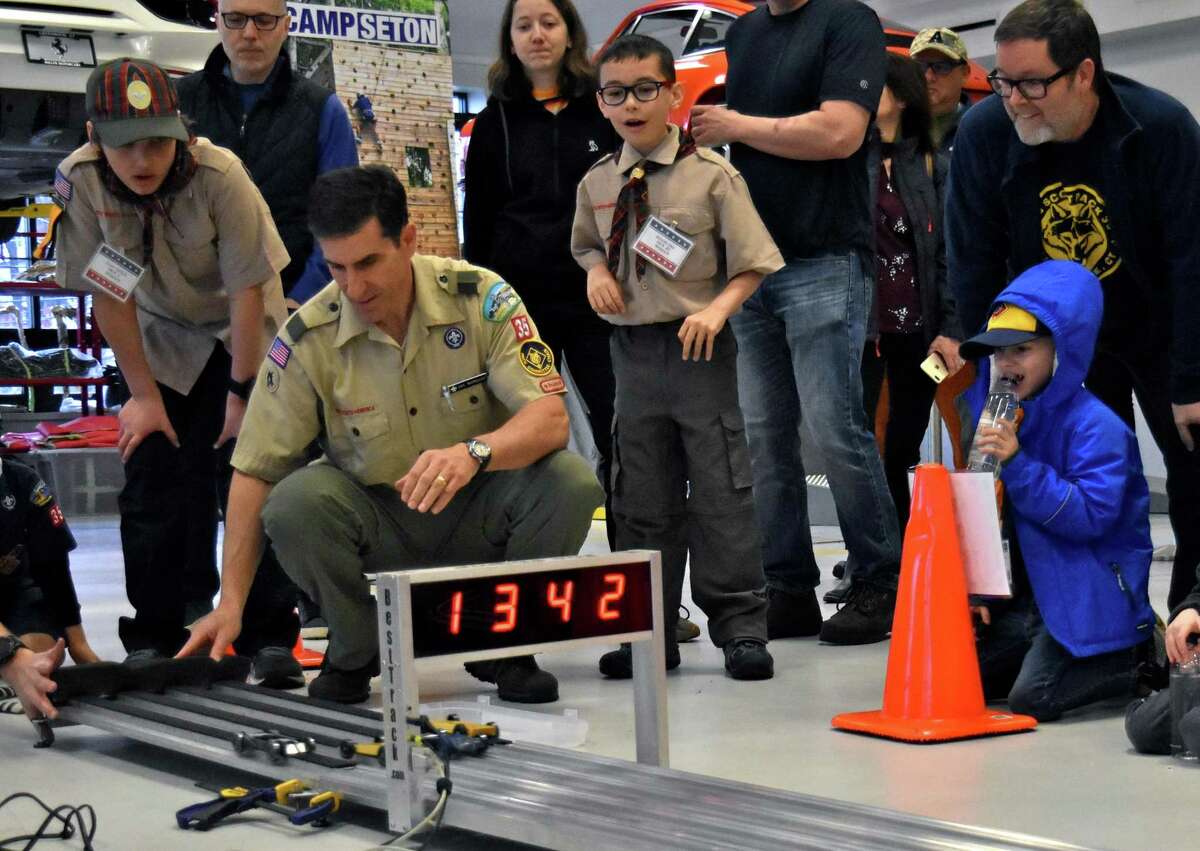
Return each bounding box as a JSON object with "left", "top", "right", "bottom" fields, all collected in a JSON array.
[{"left": 965, "top": 260, "right": 1155, "bottom": 657}]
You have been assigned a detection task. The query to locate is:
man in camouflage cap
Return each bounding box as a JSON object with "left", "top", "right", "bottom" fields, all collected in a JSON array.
[{"left": 910, "top": 26, "right": 972, "bottom": 151}]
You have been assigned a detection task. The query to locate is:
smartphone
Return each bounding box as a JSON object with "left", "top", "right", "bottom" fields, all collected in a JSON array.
[{"left": 920, "top": 352, "right": 949, "bottom": 384}]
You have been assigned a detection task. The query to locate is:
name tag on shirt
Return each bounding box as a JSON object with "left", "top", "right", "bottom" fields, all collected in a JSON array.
[
  {"left": 84, "top": 243, "right": 145, "bottom": 302},
  {"left": 632, "top": 216, "right": 695, "bottom": 278}
]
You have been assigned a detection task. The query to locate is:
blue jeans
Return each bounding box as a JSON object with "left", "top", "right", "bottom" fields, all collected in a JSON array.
[
  {"left": 730, "top": 254, "right": 901, "bottom": 592},
  {"left": 978, "top": 600, "right": 1142, "bottom": 722}
]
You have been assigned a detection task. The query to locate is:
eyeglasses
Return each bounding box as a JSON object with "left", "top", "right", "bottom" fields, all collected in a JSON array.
[
  {"left": 598, "top": 81, "right": 666, "bottom": 107},
  {"left": 987, "top": 65, "right": 1076, "bottom": 100},
  {"left": 220, "top": 12, "right": 286, "bottom": 31},
  {"left": 917, "top": 58, "right": 966, "bottom": 77}
]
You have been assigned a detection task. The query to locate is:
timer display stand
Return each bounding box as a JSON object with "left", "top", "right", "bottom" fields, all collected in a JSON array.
[{"left": 374, "top": 550, "right": 667, "bottom": 833}]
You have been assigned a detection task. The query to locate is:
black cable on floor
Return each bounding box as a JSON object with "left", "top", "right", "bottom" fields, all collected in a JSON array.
[{"left": 0, "top": 792, "right": 97, "bottom": 851}]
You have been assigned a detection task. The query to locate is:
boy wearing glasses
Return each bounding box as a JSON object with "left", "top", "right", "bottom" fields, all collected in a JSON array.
[
  {"left": 909, "top": 27, "right": 972, "bottom": 152},
  {"left": 571, "top": 34, "right": 783, "bottom": 681},
  {"left": 947, "top": 0, "right": 1200, "bottom": 615}
]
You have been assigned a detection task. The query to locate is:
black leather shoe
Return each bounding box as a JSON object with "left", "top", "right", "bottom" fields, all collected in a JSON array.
[
  {"left": 597, "top": 642, "right": 681, "bottom": 679},
  {"left": 766, "top": 587, "right": 823, "bottom": 639},
  {"left": 252, "top": 646, "right": 305, "bottom": 690},
  {"left": 465, "top": 656, "right": 558, "bottom": 703},
  {"left": 819, "top": 582, "right": 896, "bottom": 645},
  {"left": 723, "top": 639, "right": 774, "bottom": 680},
  {"left": 308, "top": 656, "right": 378, "bottom": 704},
  {"left": 823, "top": 574, "right": 854, "bottom": 605}
]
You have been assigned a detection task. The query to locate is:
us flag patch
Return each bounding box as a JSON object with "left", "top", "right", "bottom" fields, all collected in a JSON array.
[
  {"left": 53, "top": 169, "right": 73, "bottom": 205},
  {"left": 268, "top": 337, "right": 292, "bottom": 369}
]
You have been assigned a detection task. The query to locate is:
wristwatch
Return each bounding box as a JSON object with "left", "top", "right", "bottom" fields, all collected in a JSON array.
[
  {"left": 463, "top": 438, "right": 492, "bottom": 471},
  {"left": 227, "top": 375, "right": 256, "bottom": 400},
  {"left": 0, "top": 634, "right": 27, "bottom": 669}
]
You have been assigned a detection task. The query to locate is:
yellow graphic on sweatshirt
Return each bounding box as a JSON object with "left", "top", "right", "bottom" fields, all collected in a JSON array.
[{"left": 1039, "top": 182, "right": 1122, "bottom": 279}]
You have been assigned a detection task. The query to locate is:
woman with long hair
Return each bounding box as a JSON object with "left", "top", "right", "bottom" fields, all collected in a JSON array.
[
  {"left": 862, "top": 54, "right": 963, "bottom": 542},
  {"left": 464, "top": 0, "right": 618, "bottom": 546},
  {"left": 463, "top": 0, "right": 619, "bottom": 540}
]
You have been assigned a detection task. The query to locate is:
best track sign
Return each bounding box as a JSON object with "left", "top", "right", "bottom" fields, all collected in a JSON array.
[{"left": 285, "top": 3, "right": 442, "bottom": 49}]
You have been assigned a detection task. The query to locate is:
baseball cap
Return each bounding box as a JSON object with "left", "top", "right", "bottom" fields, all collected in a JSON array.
[
  {"left": 86, "top": 58, "right": 189, "bottom": 147},
  {"left": 910, "top": 27, "right": 969, "bottom": 63},
  {"left": 959, "top": 303, "right": 1051, "bottom": 359}
]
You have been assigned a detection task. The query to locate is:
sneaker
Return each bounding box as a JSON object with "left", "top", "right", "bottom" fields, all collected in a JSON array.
[
  {"left": 819, "top": 582, "right": 896, "bottom": 645},
  {"left": 0, "top": 685, "right": 21, "bottom": 716},
  {"left": 766, "top": 587, "right": 823, "bottom": 639},
  {"left": 464, "top": 656, "right": 558, "bottom": 703},
  {"left": 597, "top": 642, "right": 681, "bottom": 679},
  {"left": 723, "top": 639, "right": 774, "bottom": 680},
  {"left": 823, "top": 573, "right": 853, "bottom": 605},
  {"left": 676, "top": 605, "right": 701, "bottom": 643},
  {"left": 308, "top": 656, "right": 379, "bottom": 704},
  {"left": 252, "top": 646, "right": 306, "bottom": 690}
]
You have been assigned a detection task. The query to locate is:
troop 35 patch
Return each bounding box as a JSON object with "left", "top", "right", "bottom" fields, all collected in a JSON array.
[
  {"left": 30, "top": 482, "right": 52, "bottom": 507},
  {"left": 444, "top": 326, "right": 466, "bottom": 349},
  {"left": 49, "top": 504, "right": 65, "bottom": 527},
  {"left": 482, "top": 282, "right": 521, "bottom": 323},
  {"left": 519, "top": 340, "right": 555, "bottom": 377},
  {"left": 268, "top": 337, "right": 292, "bottom": 369},
  {"left": 540, "top": 377, "right": 565, "bottom": 394},
  {"left": 510, "top": 314, "right": 533, "bottom": 342}
]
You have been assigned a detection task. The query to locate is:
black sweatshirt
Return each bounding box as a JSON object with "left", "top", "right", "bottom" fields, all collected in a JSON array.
[{"left": 463, "top": 92, "right": 617, "bottom": 325}]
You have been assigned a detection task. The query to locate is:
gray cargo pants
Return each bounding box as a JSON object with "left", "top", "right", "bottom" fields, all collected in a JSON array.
[{"left": 262, "top": 450, "right": 603, "bottom": 669}]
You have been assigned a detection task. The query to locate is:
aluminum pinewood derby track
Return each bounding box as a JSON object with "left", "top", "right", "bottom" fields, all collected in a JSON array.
[{"left": 51, "top": 683, "right": 1090, "bottom": 850}]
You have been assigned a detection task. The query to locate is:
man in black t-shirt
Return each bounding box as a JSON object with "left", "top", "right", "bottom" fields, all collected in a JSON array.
[
  {"left": 947, "top": 0, "right": 1200, "bottom": 610},
  {"left": 691, "top": 0, "right": 901, "bottom": 645}
]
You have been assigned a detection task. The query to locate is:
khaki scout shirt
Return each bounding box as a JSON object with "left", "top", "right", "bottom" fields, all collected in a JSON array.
[
  {"left": 231, "top": 254, "right": 567, "bottom": 486},
  {"left": 571, "top": 125, "right": 784, "bottom": 326},
  {"left": 54, "top": 138, "right": 288, "bottom": 395}
]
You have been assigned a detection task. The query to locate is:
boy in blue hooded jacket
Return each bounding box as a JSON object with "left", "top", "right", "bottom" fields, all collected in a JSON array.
[{"left": 959, "top": 260, "right": 1157, "bottom": 722}]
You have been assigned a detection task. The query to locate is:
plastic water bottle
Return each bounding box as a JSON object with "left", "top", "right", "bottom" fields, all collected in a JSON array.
[{"left": 967, "top": 376, "right": 1020, "bottom": 474}]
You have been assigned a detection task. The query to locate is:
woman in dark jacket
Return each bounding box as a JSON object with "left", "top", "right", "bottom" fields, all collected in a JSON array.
[
  {"left": 463, "top": 0, "right": 618, "bottom": 544},
  {"left": 862, "top": 54, "right": 964, "bottom": 533}
]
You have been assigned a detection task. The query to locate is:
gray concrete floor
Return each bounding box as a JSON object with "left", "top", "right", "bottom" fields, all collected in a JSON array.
[{"left": 0, "top": 514, "right": 1193, "bottom": 849}]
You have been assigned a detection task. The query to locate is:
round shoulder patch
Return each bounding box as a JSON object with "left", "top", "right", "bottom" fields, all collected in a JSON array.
[
  {"left": 264, "top": 366, "right": 281, "bottom": 393},
  {"left": 518, "top": 340, "right": 555, "bottom": 377},
  {"left": 444, "top": 326, "right": 466, "bottom": 349},
  {"left": 482, "top": 281, "right": 521, "bottom": 323}
]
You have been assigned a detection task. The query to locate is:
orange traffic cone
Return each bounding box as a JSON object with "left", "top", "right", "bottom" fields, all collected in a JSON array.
[
  {"left": 832, "top": 463, "right": 1037, "bottom": 742},
  {"left": 292, "top": 632, "right": 324, "bottom": 670}
]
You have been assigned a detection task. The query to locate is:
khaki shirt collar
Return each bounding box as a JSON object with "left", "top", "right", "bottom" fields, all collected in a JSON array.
[
  {"left": 615, "top": 124, "right": 681, "bottom": 175},
  {"left": 332, "top": 254, "right": 466, "bottom": 350}
]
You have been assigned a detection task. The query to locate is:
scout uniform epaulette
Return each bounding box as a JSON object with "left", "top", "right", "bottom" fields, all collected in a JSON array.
[
  {"left": 434, "top": 268, "right": 482, "bottom": 297},
  {"left": 284, "top": 286, "right": 343, "bottom": 343},
  {"left": 694, "top": 146, "right": 744, "bottom": 178},
  {"left": 582, "top": 151, "right": 617, "bottom": 177}
]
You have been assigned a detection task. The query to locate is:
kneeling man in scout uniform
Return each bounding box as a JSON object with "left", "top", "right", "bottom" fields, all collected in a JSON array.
[
  {"left": 182, "top": 165, "right": 604, "bottom": 703},
  {"left": 53, "top": 58, "right": 302, "bottom": 685}
]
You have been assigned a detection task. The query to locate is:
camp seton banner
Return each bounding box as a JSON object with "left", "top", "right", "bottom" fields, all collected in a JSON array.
[{"left": 285, "top": 3, "right": 443, "bottom": 49}]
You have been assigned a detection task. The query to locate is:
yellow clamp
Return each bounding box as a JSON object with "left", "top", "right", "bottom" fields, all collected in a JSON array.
[
  {"left": 274, "top": 778, "right": 308, "bottom": 806},
  {"left": 219, "top": 786, "right": 250, "bottom": 799},
  {"left": 308, "top": 791, "right": 342, "bottom": 814}
]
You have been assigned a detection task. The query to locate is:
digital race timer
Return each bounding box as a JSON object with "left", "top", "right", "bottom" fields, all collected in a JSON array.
[
  {"left": 408, "top": 561, "right": 653, "bottom": 658},
  {"left": 375, "top": 551, "right": 669, "bottom": 833}
]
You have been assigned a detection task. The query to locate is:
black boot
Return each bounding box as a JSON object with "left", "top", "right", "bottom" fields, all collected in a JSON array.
[
  {"left": 766, "top": 587, "right": 823, "bottom": 639},
  {"left": 819, "top": 582, "right": 896, "bottom": 645},
  {"left": 597, "top": 641, "right": 681, "bottom": 679},
  {"left": 464, "top": 656, "right": 558, "bottom": 703},
  {"left": 308, "top": 655, "right": 379, "bottom": 704}
]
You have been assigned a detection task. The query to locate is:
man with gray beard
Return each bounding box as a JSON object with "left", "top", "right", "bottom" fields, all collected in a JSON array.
[{"left": 946, "top": 0, "right": 1200, "bottom": 612}]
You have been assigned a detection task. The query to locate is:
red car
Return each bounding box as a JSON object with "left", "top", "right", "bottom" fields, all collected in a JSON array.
[{"left": 602, "top": 1, "right": 992, "bottom": 130}]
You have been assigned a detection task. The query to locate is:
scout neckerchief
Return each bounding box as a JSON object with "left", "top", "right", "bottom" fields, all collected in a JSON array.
[
  {"left": 605, "top": 131, "right": 698, "bottom": 281},
  {"left": 100, "top": 138, "right": 198, "bottom": 264}
]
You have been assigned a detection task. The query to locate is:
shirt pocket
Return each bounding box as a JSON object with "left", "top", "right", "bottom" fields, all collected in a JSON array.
[
  {"left": 327, "top": 405, "right": 391, "bottom": 465},
  {"left": 163, "top": 216, "right": 220, "bottom": 291},
  {"left": 657, "top": 206, "right": 717, "bottom": 282},
  {"left": 439, "top": 372, "right": 496, "bottom": 430}
]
